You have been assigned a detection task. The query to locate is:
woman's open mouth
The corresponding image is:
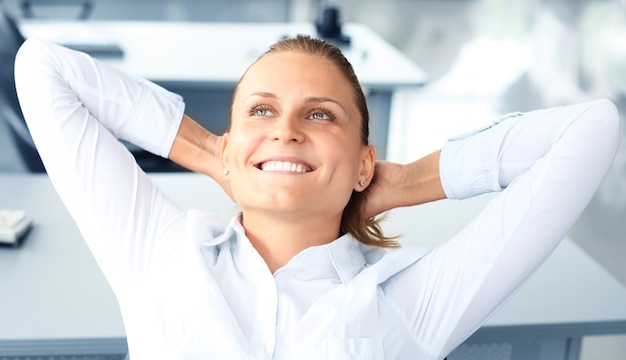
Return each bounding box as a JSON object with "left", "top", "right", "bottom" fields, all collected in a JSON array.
[{"left": 256, "top": 160, "right": 313, "bottom": 173}]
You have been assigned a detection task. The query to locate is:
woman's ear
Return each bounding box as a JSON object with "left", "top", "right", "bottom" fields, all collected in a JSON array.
[
  {"left": 355, "top": 145, "right": 376, "bottom": 192},
  {"left": 221, "top": 132, "right": 230, "bottom": 170},
  {"left": 217, "top": 132, "right": 235, "bottom": 200}
]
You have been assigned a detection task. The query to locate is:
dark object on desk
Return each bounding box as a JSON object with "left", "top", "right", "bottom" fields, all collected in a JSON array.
[
  {"left": 315, "top": 5, "right": 351, "bottom": 46},
  {"left": 0, "top": 209, "right": 33, "bottom": 247},
  {"left": 0, "top": 6, "right": 181, "bottom": 173}
]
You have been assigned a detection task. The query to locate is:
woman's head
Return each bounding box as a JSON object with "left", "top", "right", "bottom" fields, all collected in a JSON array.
[{"left": 223, "top": 35, "right": 397, "bottom": 248}]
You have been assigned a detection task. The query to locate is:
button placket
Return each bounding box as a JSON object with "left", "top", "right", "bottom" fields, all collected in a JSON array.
[{"left": 261, "top": 271, "right": 278, "bottom": 357}]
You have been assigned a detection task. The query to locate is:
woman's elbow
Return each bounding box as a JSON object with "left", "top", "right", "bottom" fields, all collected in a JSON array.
[{"left": 587, "top": 98, "right": 622, "bottom": 157}]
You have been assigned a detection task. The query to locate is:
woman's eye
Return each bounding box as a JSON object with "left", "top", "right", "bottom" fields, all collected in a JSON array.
[
  {"left": 309, "top": 109, "right": 335, "bottom": 121},
  {"left": 251, "top": 106, "right": 274, "bottom": 117},
  {"left": 255, "top": 108, "right": 270, "bottom": 116}
]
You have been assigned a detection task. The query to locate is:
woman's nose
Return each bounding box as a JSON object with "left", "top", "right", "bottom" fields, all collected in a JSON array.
[{"left": 270, "top": 114, "right": 304, "bottom": 143}]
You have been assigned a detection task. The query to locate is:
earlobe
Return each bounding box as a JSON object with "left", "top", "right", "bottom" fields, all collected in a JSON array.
[{"left": 355, "top": 145, "right": 376, "bottom": 192}]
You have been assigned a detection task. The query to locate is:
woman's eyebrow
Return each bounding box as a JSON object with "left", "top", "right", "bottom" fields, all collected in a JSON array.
[
  {"left": 244, "top": 93, "right": 347, "bottom": 112},
  {"left": 304, "top": 97, "right": 346, "bottom": 111},
  {"left": 246, "top": 92, "right": 277, "bottom": 100}
]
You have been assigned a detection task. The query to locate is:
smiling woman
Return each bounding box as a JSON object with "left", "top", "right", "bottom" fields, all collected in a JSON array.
[
  {"left": 14, "top": 34, "right": 620, "bottom": 359},
  {"left": 224, "top": 36, "right": 398, "bottom": 257}
]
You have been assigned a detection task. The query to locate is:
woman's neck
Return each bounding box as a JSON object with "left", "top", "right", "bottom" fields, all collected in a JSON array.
[{"left": 241, "top": 210, "right": 342, "bottom": 273}]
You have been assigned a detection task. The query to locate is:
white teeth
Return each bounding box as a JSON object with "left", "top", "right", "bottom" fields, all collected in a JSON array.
[{"left": 261, "top": 161, "right": 310, "bottom": 173}]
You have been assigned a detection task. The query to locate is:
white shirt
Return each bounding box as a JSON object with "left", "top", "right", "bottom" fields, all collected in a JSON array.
[{"left": 15, "top": 38, "right": 621, "bottom": 360}]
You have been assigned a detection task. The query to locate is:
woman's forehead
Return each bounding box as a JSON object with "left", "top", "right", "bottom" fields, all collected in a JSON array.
[{"left": 235, "top": 51, "right": 353, "bottom": 102}]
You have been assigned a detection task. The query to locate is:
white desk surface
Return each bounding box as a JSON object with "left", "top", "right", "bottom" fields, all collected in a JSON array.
[
  {"left": 19, "top": 20, "right": 428, "bottom": 89},
  {"left": 1, "top": 173, "right": 625, "bottom": 344}
]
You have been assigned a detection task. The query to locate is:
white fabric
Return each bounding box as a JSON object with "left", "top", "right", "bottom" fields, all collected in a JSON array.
[{"left": 15, "top": 38, "right": 621, "bottom": 360}]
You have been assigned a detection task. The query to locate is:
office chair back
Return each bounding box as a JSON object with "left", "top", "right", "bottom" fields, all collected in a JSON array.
[{"left": 0, "top": 4, "right": 46, "bottom": 172}]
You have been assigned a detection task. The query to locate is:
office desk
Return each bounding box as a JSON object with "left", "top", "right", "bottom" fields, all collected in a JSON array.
[
  {"left": 1, "top": 174, "right": 625, "bottom": 358},
  {"left": 19, "top": 20, "right": 427, "bottom": 159},
  {"left": 0, "top": 175, "right": 126, "bottom": 356}
]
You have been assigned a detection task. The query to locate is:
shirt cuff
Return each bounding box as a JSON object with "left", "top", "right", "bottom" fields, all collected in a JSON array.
[
  {"left": 439, "top": 113, "right": 521, "bottom": 199},
  {"left": 122, "top": 76, "right": 185, "bottom": 158}
]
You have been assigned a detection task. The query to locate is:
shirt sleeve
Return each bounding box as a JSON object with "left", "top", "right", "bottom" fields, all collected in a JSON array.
[
  {"left": 14, "top": 38, "right": 187, "bottom": 289},
  {"left": 383, "top": 99, "right": 621, "bottom": 358}
]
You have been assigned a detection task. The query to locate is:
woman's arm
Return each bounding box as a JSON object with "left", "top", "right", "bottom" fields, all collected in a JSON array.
[
  {"left": 15, "top": 38, "right": 187, "bottom": 287},
  {"left": 168, "top": 115, "right": 231, "bottom": 197},
  {"left": 382, "top": 100, "right": 621, "bottom": 357}
]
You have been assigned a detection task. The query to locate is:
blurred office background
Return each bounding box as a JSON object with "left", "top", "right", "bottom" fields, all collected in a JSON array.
[{"left": 1, "top": 0, "right": 625, "bottom": 358}]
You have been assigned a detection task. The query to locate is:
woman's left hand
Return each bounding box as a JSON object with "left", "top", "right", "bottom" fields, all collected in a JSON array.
[
  {"left": 362, "top": 151, "right": 446, "bottom": 219},
  {"left": 362, "top": 161, "right": 404, "bottom": 219}
]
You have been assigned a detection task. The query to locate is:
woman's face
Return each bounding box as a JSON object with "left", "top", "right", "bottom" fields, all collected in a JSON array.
[{"left": 223, "top": 51, "right": 374, "bottom": 221}]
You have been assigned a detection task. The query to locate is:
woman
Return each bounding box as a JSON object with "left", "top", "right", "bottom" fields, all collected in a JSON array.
[{"left": 15, "top": 35, "right": 620, "bottom": 359}]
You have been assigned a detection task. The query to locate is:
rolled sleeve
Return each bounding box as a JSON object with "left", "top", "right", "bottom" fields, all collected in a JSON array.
[
  {"left": 117, "top": 74, "right": 185, "bottom": 158},
  {"left": 439, "top": 112, "right": 522, "bottom": 199}
]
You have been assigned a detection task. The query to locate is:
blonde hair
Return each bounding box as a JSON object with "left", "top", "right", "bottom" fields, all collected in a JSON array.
[{"left": 231, "top": 35, "right": 398, "bottom": 248}]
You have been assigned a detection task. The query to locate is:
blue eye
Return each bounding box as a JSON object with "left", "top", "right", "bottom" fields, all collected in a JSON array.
[
  {"left": 311, "top": 112, "right": 327, "bottom": 120},
  {"left": 250, "top": 105, "right": 274, "bottom": 117},
  {"left": 308, "top": 108, "right": 335, "bottom": 121}
]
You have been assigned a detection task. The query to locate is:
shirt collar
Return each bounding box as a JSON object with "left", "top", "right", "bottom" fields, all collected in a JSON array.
[
  {"left": 194, "top": 211, "right": 369, "bottom": 284},
  {"left": 325, "top": 234, "right": 367, "bottom": 284},
  {"left": 272, "top": 233, "right": 369, "bottom": 285}
]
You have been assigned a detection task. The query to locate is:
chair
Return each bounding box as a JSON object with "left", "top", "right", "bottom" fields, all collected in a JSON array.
[
  {"left": 0, "top": 5, "right": 184, "bottom": 173},
  {"left": 0, "top": 4, "right": 45, "bottom": 172}
]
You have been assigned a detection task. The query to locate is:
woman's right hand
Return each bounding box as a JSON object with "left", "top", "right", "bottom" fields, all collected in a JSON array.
[{"left": 169, "top": 115, "right": 233, "bottom": 199}]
